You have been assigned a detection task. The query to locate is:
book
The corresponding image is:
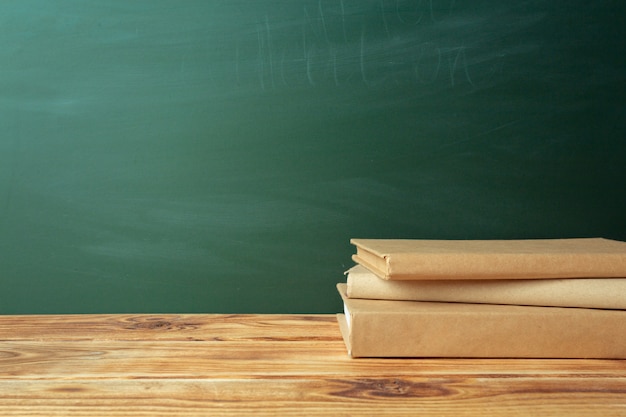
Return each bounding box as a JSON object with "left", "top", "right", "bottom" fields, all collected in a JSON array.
[
  {"left": 346, "top": 264, "right": 626, "bottom": 310},
  {"left": 350, "top": 237, "right": 626, "bottom": 280},
  {"left": 336, "top": 283, "right": 626, "bottom": 358}
]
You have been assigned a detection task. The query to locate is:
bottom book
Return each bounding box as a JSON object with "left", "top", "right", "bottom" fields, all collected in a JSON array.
[{"left": 336, "top": 283, "right": 626, "bottom": 358}]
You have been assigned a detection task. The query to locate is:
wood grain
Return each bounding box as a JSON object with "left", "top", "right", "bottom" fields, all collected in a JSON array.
[{"left": 1, "top": 314, "right": 625, "bottom": 416}]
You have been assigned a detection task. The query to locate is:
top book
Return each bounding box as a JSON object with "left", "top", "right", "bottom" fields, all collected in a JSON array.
[{"left": 350, "top": 238, "right": 626, "bottom": 280}]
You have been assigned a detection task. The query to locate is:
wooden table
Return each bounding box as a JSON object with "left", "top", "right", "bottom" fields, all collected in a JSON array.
[{"left": 1, "top": 314, "right": 625, "bottom": 416}]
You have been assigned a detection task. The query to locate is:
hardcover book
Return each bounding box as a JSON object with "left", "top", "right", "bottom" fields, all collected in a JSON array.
[
  {"left": 346, "top": 264, "right": 626, "bottom": 310},
  {"left": 336, "top": 283, "right": 626, "bottom": 358},
  {"left": 350, "top": 237, "right": 626, "bottom": 280}
]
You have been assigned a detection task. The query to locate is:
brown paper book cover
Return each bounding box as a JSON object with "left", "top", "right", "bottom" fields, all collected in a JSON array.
[
  {"left": 336, "top": 283, "right": 626, "bottom": 358},
  {"left": 346, "top": 264, "right": 626, "bottom": 310},
  {"left": 350, "top": 237, "right": 626, "bottom": 280}
]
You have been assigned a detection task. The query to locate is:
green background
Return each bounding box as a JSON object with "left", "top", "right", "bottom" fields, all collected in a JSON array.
[{"left": 1, "top": 0, "right": 625, "bottom": 314}]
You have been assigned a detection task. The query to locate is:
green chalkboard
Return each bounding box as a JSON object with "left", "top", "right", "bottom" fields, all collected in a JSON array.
[{"left": 1, "top": 1, "right": 625, "bottom": 314}]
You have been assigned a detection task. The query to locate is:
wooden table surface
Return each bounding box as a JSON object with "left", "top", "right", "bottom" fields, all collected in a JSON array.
[{"left": 1, "top": 314, "right": 625, "bottom": 416}]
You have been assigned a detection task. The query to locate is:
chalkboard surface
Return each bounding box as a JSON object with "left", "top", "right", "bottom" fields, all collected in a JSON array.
[{"left": 1, "top": 1, "right": 625, "bottom": 314}]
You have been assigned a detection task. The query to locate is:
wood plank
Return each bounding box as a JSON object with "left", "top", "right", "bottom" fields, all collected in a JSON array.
[
  {"left": 0, "top": 314, "right": 340, "bottom": 341},
  {"left": 2, "top": 339, "right": 626, "bottom": 379},
  {"left": 1, "top": 314, "right": 624, "bottom": 376},
  {"left": 0, "top": 378, "right": 625, "bottom": 417},
  {"left": 1, "top": 314, "right": 625, "bottom": 416}
]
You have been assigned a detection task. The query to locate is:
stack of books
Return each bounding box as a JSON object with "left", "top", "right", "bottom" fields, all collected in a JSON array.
[{"left": 336, "top": 238, "right": 626, "bottom": 358}]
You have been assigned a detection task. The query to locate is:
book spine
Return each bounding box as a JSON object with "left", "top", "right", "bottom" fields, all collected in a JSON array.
[
  {"left": 350, "top": 238, "right": 626, "bottom": 280},
  {"left": 346, "top": 306, "right": 626, "bottom": 358},
  {"left": 386, "top": 252, "right": 626, "bottom": 280},
  {"left": 346, "top": 268, "right": 626, "bottom": 310}
]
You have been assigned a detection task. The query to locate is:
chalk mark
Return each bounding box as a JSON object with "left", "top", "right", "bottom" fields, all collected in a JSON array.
[
  {"left": 319, "top": 0, "right": 329, "bottom": 44},
  {"left": 280, "top": 49, "right": 290, "bottom": 87},
  {"left": 396, "top": 0, "right": 424, "bottom": 25},
  {"left": 235, "top": 39, "right": 240, "bottom": 86},
  {"left": 440, "top": 120, "right": 521, "bottom": 149},
  {"left": 415, "top": 44, "right": 441, "bottom": 84},
  {"left": 381, "top": 0, "right": 391, "bottom": 39},
  {"left": 449, "top": 47, "right": 474, "bottom": 87},
  {"left": 331, "top": 46, "right": 339, "bottom": 86},
  {"left": 257, "top": 24, "right": 265, "bottom": 90},
  {"left": 339, "top": 0, "right": 347, "bottom": 42},
  {"left": 265, "top": 14, "right": 275, "bottom": 89},
  {"left": 306, "top": 47, "right": 316, "bottom": 86},
  {"left": 360, "top": 24, "right": 370, "bottom": 86}
]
